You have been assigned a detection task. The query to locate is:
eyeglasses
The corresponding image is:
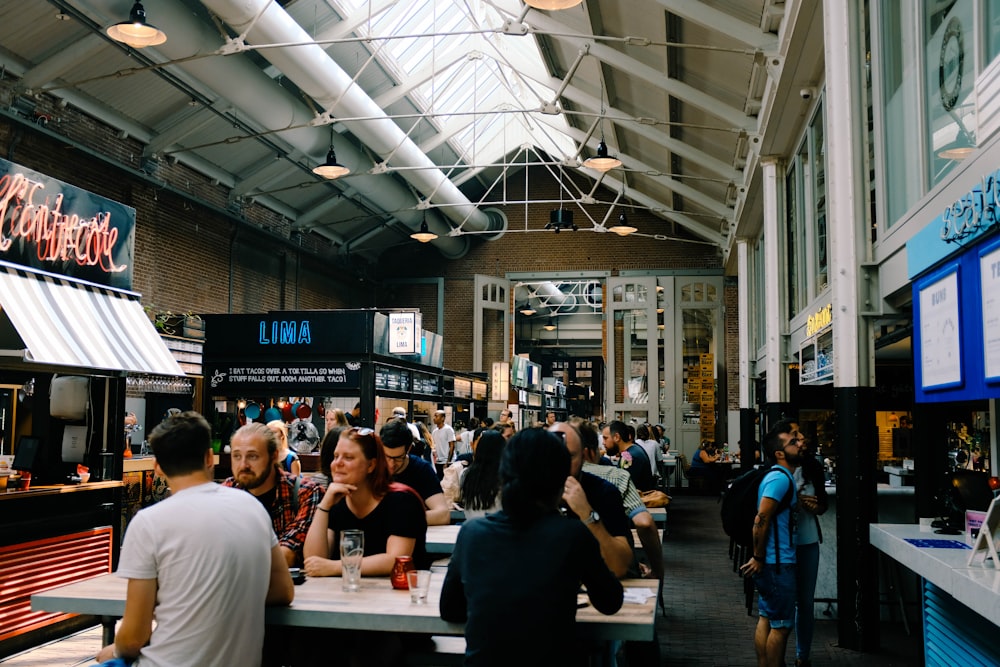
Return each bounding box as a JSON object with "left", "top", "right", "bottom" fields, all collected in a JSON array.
[{"left": 384, "top": 446, "right": 410, "bottom": 462}]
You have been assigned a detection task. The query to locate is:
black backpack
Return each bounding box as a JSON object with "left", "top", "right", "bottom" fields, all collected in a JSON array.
[{"left": 721, "top": 465, "right": 795, "bottom": 555}]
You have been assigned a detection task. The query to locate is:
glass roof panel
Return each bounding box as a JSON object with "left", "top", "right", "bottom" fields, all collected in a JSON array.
[{"left": 333, "top": 0, "right": 575, "bottom": 169}]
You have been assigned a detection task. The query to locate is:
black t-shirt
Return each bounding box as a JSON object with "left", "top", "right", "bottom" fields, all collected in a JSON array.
[
  {"left": 327, "top": 489, "right": 428, "bottom": 567},
  {"left": 621, "top": 444, "right": 655, "bottom": 492},
  {"left": 393, "top": 455, "right": 444, "bottom": 504},
  {"left": 576, "top": 471, "right": 631, "bottom": 540}
]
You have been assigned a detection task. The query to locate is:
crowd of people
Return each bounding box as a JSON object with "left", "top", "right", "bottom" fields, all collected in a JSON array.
[{"left": 101, "top": 408, "right": 677, "bottom": 667}]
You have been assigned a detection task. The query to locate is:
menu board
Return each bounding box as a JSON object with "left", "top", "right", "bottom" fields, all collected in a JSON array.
[
  {"left": 982, "top": 246, "right": 1000, "bottom": 382},
  {"left": 472, "top": 380, "right": 488, "bottom": 401},
  {"left": 454, "top": 378, "right": 472, "bottom": 399},
  {"left": 207, "top": 362, "right": 361, "bottom": 392},
  {"left": 918, "top": 270, "right": 962, "bottom": 389},
  {"left": 375, "top": 366, "right": 410, "bottom": 392},
  {"left": 413, "top": 373, "right": 439, "bottom": 396}
]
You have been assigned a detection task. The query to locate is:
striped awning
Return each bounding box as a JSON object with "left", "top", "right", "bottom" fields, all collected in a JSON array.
[{"left": 0, "top": 263, "right": 183, "bottom": 375}]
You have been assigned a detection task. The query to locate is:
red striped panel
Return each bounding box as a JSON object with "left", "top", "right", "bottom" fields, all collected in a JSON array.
[{"left": 0, "top": 528, "right": 112, "bottom": 642}]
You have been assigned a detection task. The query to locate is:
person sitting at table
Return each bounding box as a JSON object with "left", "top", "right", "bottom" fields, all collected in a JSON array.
[
  {"left": 223, "top": 423, "right": 325, "bottom": 567},
  {"left": 303, "top": 426, "right": 428, "bottom": 577},
  {"left": 380, "top": 418, "right": 451, "bottom": 526},
  {"left": 458, "top": 429, "right": 507, "bottom": 519},
  {"left": 440, "top": 428, "right": 623, "bottom": 666},
  {"left": 96, "top": 411, "right": 293, "bottom": 666},
  {"left": 267, "top": 419, "right": 301, "bottom": 477},
  {"left": 635, "top": 423, "right": 661, "bottom": 485},
  {"left": 689, "top": 440, "right": 724, "bottom": 492},
  {"left": 602, "top": 420, "right": 655, "bottom": 492}
]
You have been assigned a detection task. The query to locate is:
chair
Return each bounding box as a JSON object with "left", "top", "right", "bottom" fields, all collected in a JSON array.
[{"left": 677, "top": 453, "right": 707, "bottom": 492}]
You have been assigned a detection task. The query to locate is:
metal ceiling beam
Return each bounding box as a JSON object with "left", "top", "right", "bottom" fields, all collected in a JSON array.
[
  {"left": 20, "top": 34, "right": 106, "bottom": 91},
  {"left": 526, "top": 11, "right": 754, "bottom": 131},
  {"left": 143, "top": 104, "right": 224, "bottom": 158},
  {"left": 653, "top": 0, "right": 779, "bottom": 51}
]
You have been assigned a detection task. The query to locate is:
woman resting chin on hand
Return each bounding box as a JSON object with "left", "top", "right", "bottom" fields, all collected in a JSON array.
[{"left": 302, "top": 427, "right": 428, "bottom": 578}]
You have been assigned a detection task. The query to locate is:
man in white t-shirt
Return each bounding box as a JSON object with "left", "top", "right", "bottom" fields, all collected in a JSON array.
[
  {"left": 392, "top": 406, "right": 421, "bottom": 441},
  {"left": 431, "top": 409, "right": 456, "bottom": 478},
  {"left": 96, "top": 412, "right": 293, "bottom": 667}
]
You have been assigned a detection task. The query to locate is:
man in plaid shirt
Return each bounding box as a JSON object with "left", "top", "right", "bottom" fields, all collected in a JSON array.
[{"left": 224, "top": 422, "right": 325, "bottom": 567}]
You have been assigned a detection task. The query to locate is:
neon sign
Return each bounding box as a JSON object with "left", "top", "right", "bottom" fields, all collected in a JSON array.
[
  {"left": 259, "top": 320, "right": 312, "bottom": 345},
  {"left": 806, "top": 303, "right": 832, "bottom": 337},
  {"left": 0, "top": 172, "right": 125, "bottom": 273}
]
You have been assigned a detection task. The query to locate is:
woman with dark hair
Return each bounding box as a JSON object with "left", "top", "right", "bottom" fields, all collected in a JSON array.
[
  {"left": 303, "top": 427, "right": 427, "bottom": 577},
  {"left": 458, "top": 429, "right": 506, "bottom": 519},
  {"left": 440, "top": 428, "right": 623, "bottom": 666}
]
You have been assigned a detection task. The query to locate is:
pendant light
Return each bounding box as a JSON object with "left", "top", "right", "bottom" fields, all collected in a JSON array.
[
  {"left": 313, "top": 128, "right": 350, "bottom": 179},
  {"left": 410, "top": 211, "right": 438, "bottom": 243},
  {"left": 608, "top": 211, "right": 637, "bottom": 236},
  {"left": 608, "top": 180, "right": 637, "bottom": 236},
  {"left": 107, "top": 2, "right": 167, "bottom": 48},
  {"left": 543, "top": 317, "right": 557, "bottom": 331},
  {"left": 519, "top": 306, "right": 537, "bottom": 316},
  {"left": 583, "top": 79, "right": 621, "bottom": 171},
  {"left": 525, "top": 0, "right": 583, "bottom": 9}
]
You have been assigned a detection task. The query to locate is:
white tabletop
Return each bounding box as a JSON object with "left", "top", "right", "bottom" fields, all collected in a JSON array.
[
  {"left": 870, "top": 523, "right": 1000, "bottom": 627},
  {"left": 32, "top": 572, "right": 657, "bottom": 641},
  {"left": 449, "top": 507, "right": 667, "bottom": 526}
]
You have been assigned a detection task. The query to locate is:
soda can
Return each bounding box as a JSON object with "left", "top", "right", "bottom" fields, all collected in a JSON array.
[{"left": 391, "top": 555, "right": 415, "bottom": 589}]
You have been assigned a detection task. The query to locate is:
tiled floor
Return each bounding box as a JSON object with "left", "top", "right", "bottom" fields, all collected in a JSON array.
[{"left": 2, "top": 494, "right": 923, "bottom": 666}]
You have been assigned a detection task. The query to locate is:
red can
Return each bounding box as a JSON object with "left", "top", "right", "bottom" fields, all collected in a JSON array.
[{"left": 391, "top": 555, "right": 415, "bottom": 590}]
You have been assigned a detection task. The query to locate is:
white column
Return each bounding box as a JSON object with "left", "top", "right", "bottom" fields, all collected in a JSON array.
[
  {"left": 823, "top": 0, "right": 872, "bottom": 388},
  {"left": 737, "top": 239, "right": 751, "bottom": 410},
  {"left": 760, "top": 156, "right": 786, "bottom": 404}
]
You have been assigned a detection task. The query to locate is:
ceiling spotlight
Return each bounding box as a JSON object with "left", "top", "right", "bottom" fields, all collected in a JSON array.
[
  {"left": 410, "top": 214, "right": 438, "bottom": 243},
  {"left": 583, "top": 140, "right": 622, "bottom": 172},
  {"left": 608, "top": 212, "right": 637, "bottom": 236},
  {"left": 107, "top": 2, "right": 167, "bottom": 48},
  {"left": 543, "top": 317, "right": 557, "bottom": 331},
  {"left": 524, "top": 0, "right": 583, "bottom": 9}
]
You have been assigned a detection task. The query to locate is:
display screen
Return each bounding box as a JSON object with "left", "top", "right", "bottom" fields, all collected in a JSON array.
[{"left": 12, "top": 436, "right": 41, "bottom": 472}]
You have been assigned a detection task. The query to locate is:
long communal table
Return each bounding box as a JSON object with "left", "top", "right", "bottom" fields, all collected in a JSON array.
[
  {"left": 427, "top": 524, "right": 646, "bottom": 553},
  {"left": 32, "top": 572, "right": 658, "bottom": 643}
]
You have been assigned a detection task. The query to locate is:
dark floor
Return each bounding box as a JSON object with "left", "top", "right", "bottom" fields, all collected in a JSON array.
[{"left": 656, "top": 493, "right": 922, "bottom": 666}]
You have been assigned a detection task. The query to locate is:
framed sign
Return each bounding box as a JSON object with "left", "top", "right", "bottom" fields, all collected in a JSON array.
[
  {"left": 918, "top": 266, "right": 963, "bottom": 390},
  {"left": 967, "top": 495, "right": 1000, "bottom": 567},
  {"left": 981, "top": 243, "right": 1000, "bottom": 383}
]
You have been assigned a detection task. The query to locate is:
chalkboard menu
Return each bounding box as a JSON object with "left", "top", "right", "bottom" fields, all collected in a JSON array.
[
  {"left": 206, "top": 361, "right": 361, "bottom": 393},
  {"left": 375, "top": 366, "right": 411, "bottom": 393},
  {"left": 413, "top": 373, "right": 440, "bottom": 396}
]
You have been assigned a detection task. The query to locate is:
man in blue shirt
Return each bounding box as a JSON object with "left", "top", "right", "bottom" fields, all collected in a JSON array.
[
  {"left": 602, "top": 420, "right": 655, "bottom": 491},
  {"left": 380, "top": 418, "right": 451, "bottom": 525},
  {"left": 739, "top": 419, "right": 803, "bottom": 667}
]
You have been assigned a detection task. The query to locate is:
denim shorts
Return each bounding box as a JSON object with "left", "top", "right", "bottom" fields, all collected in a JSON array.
[{"left": 754, "top": 563, "right": 797, "bottom": 628}]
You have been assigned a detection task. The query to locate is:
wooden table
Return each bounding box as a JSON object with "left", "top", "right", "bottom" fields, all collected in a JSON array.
[{"left": 32, "top": 573, "right": 657, "bottom": 642}]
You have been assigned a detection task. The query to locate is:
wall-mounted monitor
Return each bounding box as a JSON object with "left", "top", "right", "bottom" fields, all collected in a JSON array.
[{"left": 12, "top": 436, "right": 41, "bottom": 472}]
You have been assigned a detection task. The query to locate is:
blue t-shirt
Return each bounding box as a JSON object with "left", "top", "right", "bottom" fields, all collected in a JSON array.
[
  {"left": 393, "top": 454, "right": 444, "bottom": 504},
  {"left": 758, "top": 467, "right": 797, "bottom": 565}
]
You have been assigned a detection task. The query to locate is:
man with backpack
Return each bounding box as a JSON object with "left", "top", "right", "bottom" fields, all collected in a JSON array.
[{"left": 738, "top": 419, "right": 804, "bottom": 667}]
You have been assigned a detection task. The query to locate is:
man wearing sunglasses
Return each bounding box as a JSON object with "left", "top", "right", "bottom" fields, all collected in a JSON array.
[{"left": 380, "top": 418, "right": 452, "bottom": 525}]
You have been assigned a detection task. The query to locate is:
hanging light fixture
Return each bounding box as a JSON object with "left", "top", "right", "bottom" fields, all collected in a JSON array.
[
  {"left": 583, "top": 78, "right": 621, "bottom": 171},
  {"left": 519, "top": 306, "right": 537, "bottom": 316},
  {"left": 543, "top": 317, "right": 557, "bottom": 331},
  {"left": 608, "top": 211, "right": 637, "bottom": 236},
  {"left": 525, "top": 0, "right": 583, "bottom": 9},
  {"left": 583, "top": 139, "right": 622, "bottom": 171},
  {"left": 107, "top": 2, "right": 167, "bottom": 48},
  {"left": 313, "top": 128, "right": 350, "bottom": 179},
  {"left": 410, "top": 211, "right": 438, "bottom": 243}
]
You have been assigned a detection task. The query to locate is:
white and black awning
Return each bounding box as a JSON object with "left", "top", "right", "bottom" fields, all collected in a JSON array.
[{"left": 0, "top": 262, "right": 183, "bottom": 376}]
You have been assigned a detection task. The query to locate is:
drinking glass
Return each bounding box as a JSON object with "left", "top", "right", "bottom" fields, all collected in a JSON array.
[
  {"left": 340, "top": 529, "right": 364, "bottom": 592},
  {"left": 407, "top": 569, "right": 432, "bottom": 604}
]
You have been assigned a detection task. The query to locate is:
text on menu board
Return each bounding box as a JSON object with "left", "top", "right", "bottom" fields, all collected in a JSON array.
[{"left": 208, "top": 362, "right": 362, "bottom": 391}]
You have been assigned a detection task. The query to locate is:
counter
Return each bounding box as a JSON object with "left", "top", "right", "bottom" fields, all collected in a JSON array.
[
  {"left": 871, "top": 523, "right": 1000, "bottom": 666},
  {"left": 0, "top": 481, "right": 122, "bottom": 659}
]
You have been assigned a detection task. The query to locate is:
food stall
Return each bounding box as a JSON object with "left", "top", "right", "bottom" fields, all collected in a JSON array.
[
  {"left": 203, "top": 309, "right": 446, "bottom": 473},
  {"left": 0, "top": 158, "right": 183, "bottom": 657}
]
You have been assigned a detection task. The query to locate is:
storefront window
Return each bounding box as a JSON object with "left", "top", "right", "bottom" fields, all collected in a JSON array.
[
  {"left": 785, "top": 163, "right": 802, "bottom": 316},
  {"left": 925, "top": 0, "right": 975, "bottom": 186},
  {"left": 812, "top": 104, "right": 828, "bottom": 292},
  {"left": 878, "top": 1, "right": 924, "bottom": 226},
  {"left": 988, "top": 0, "right": 1000, "bottom": 61}
]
